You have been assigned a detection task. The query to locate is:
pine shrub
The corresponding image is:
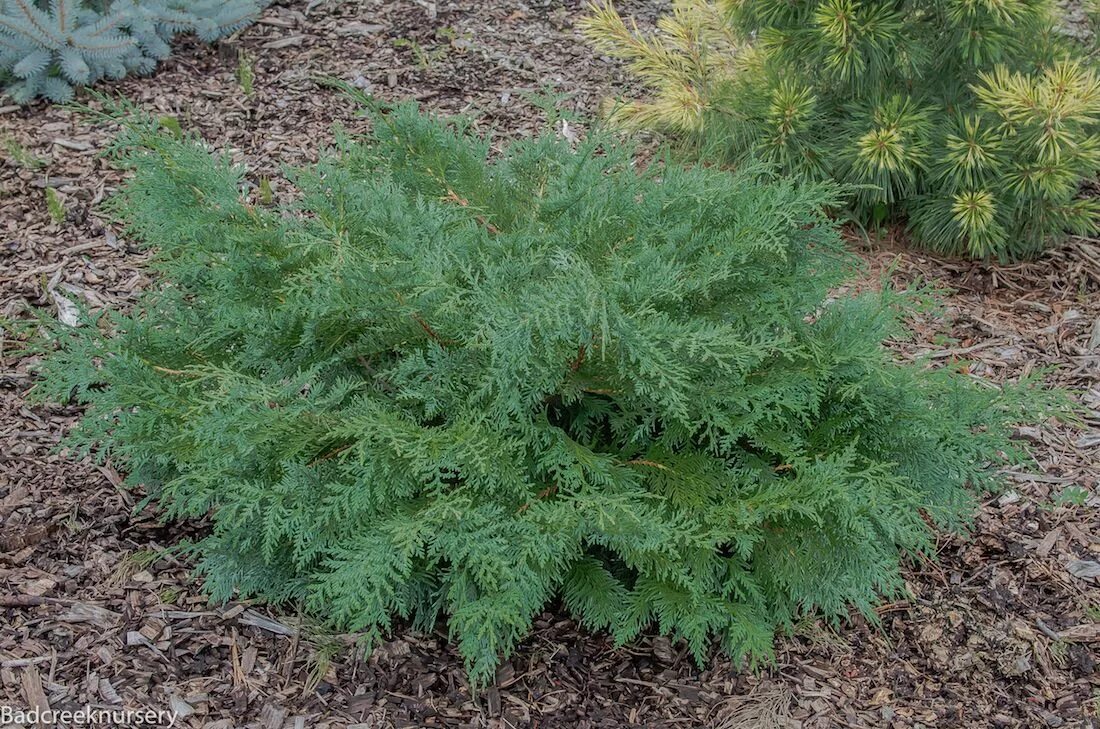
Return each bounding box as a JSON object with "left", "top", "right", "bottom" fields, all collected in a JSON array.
[
  {"left": 581, "top": 0, "right": 1100, "bottom": 259},
  {"left": 36, "top": 99, "right": 1057, "bottom": 682},
  {"left": 0, "top": 0, "right": 268, "bottom": 103}
]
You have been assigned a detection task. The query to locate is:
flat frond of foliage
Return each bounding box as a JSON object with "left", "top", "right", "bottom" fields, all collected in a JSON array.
[
  {"left": 35, "top": 100, "right": 1061, "bottom": 683},
  {"left": 581, "top": 0, "right": 1100, "bottom": 259}
]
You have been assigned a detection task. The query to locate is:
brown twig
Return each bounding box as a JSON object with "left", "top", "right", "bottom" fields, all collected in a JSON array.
[
  {"left": 0, "top": 595, "right": 61, "bottom": 608},
  {"left": 516, "top": 484, "right": 558, "bottom": 514},
  {"left": 443, "top": 188, "right": 500, "bottom": 234},
  {"left": 308, "top": 442, "right": 353, "bottom": 467},
  {"left": 412, "top": 314, "right": 446, "bottom": 346},
  {"left": 625, "top": 459, "right": 669, "bottom": 471},
  {"left": 394, "top": 292, "right": 450, "bottom": 347},
  {"left": 569, "top": 345, "right": 586, "bottom": 372}
]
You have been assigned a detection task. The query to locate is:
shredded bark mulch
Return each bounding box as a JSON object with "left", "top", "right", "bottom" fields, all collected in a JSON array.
[{"left": 1, "top": 1, "right": 1098, "bottom": 727}]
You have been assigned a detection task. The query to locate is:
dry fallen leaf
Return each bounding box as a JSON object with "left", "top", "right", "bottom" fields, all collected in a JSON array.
[
  {"left": 57, "top": 602, "right": 121, "bottom": 628},
  {"left": 50, "top": 289, "right": 80, "bottom": 327},
  {"left": 22, "top": 577, "right": 57, "bottom": 597},
  {"left": 262, "top": 34, "right": 305, "bottom": 49},
  {"left": 169, "top": 695, "right": 196, "bottom": 719},
  {"left": 1067, "top": 559, "right": 1100, "bottom": 579}
]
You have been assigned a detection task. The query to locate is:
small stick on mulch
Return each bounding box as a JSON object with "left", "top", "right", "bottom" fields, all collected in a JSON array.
[{"left": 0, "top": 595, "right": 66, "bottom": 608}]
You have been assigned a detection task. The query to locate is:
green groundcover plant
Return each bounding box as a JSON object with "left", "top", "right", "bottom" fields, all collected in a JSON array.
[
  {"left": 581, "top": 0, "right": 1100, "bottom": 260},
  {"left": 35, "top": 98, "right": 1060, "bottom": 682}
]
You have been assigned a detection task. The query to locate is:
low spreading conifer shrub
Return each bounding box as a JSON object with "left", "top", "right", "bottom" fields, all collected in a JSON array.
[
  {"left": 581, "top": 0, "right": 1100, "bottom": 260},
  {"left": 36, "top": 98, "right": 1058, "bottom": 682}
]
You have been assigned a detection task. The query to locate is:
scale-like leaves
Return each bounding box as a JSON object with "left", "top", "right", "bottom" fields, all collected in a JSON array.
[{"left": 35, "top": 100, "right": 1061, "bottom": 683}]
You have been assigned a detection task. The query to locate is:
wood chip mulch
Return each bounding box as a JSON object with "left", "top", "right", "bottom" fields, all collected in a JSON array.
[{"left": 1, "top": 1, "right": 1098, "bottom": 727}]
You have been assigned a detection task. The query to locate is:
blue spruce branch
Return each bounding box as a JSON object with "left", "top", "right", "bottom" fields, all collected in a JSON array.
[{"left": 0, "top": 0, "right": 271, "bottom": 102}]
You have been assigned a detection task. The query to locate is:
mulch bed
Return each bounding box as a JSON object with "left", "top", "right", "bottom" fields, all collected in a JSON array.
[{"left": 1, "top": 1, "right": 1098, "bottom": 727}]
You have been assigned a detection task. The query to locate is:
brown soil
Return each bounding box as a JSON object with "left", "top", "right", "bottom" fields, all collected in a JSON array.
[{"left": 1, "top": 1, "right": 1098, "bottom": 727}]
